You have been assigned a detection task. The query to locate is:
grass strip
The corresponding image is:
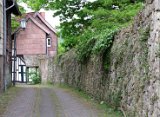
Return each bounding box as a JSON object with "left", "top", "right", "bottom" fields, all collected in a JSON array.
[{"left": 0, "top": 87, "right": 21, "bottom": 116}]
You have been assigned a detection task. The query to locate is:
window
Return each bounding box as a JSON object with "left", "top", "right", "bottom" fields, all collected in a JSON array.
[{"left": 47, "top": 38, "right": 51, "bottom": 47}]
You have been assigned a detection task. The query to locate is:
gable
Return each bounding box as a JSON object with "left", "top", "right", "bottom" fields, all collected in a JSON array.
[
  {"left": 27, "top": 16, "right": 50, "bottom": 34},
  {"left": 15, "top": 12, "right": 58, "bottom": 57},
  {"left": 24, "top": 19, "right": 47, "bottom": 37},
  {"left": 33, "top": 12, "right": 57, "bottom": 34},
  {"left": 16, "top": 19, "right": 47, "bottom": 55}
]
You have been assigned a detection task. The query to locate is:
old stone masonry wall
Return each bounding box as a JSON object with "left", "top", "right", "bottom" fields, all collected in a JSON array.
[
  {"left": 24, "top": 55, "right": 54, "bottom": 83},
  {"left": 54, "top": 0, "right": 160, "bottom": 116}
]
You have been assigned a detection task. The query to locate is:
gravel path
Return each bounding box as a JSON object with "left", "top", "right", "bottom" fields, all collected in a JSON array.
[
  {"left": 39, "top": 88, "right": 57, "bottom": 117},
  {"left": 54, "top": 88, "right": 99, "bottom": 117},
  {"left": 2, "top": 85, "right": 102, "bottom": 117},
  {"left": 2, "top": 86, "right": 37, "bottom": 117}
]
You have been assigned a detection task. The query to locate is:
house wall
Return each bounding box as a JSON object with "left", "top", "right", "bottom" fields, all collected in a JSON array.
[
  {"left": 16, "top": 19, "right": 47, "bottom": 55},
  {"left": 0, "top": 0, "right": 3, "bottom": 55},
  {"left": 0, "top": 0, "right": 12, "bottom": 91},
  {"left": 34, "top": 16, "right": 57, "bottom": 57},
  {"left": 48, "top": 33, "right": 57, "bottom": 57},
  {"left": 16, "top": 13, "right": 57, "bottom": 83},
  {"left": 33, "top": 16, "right": 57, "bottom": 83},
  {"left": 12, "top": 57, "right": 26, "bottom": 82},
  {"left": 0, "top": 0, "right": 4, "bottom": 91},
  {"left": 5, "top": 12, "right": 13, "bottom": 88}
]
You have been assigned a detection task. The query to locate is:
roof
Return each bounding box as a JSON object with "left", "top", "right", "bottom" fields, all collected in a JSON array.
[
  {"left": 27, "top": 15, "right": 50, "bottom": 34},
  {"left": 33, "top": 12, "right": 57, "bottom": 34},
  {"left": 12, "top": 12, "right": 57, "bottom": 35},
  {"left": 12, "top": 15, "right": 50, "bottom": 35},
  {"left": 7, "top": 0, "right": 21, "bottom": 16}
]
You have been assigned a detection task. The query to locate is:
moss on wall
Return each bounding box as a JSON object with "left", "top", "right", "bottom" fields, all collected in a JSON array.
[{"left": 53, "top": 1, "right": 160, "bottom": 116}]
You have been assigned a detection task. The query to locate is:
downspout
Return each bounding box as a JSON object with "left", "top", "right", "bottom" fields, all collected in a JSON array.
[
  {"left": 3, "top": 0, "right": 7, "bottom": 91},
  {"left": 13, "top": 29, "right": 21, "bottom": 86},
  {"left": 46, "top": 35, "right": 48, "bottom": 56},
  {"left": 13, "top": 33, "right": 16, "bottom": 86},
  {"left": 3, "top": 0, "right": 16, "bottom": 91}
]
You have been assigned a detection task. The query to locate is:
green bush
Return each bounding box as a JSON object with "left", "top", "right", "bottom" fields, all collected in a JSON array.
[
  {"left": 75, "top": 1, "right": 143, "bottom": 63},
  {"left": 32, "top": 75, "right": 41, "bottom": 84},
  {"left": 28, "top": 70, "right": 41, "bottom": 84},
  {"left": 76, "top": 29, "right": 96, "bottom": 62},
  {"left": 76, "top": 28, "right": 118, "bottom": 63}
]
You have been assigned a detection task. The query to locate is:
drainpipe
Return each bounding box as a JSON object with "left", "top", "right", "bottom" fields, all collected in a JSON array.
[
  {"left": 13, "top": 33, "right": 16, "bottom": 86},
  {"left": 46, "top": 36, "right": 48, "bottom": 56},
  {"left": 3, "top": 0, "right": 16, "bottom": 90},
  {"left": 3, "top": 0, "right": 7, "bottom": 91}
]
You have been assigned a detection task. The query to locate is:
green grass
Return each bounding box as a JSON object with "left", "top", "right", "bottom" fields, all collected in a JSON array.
[
  {"left": 58, "top": 83, "right": 123, "bottom": 117},
  {"left": 0, "top": 87, "right": 21, "bottom": 115}
]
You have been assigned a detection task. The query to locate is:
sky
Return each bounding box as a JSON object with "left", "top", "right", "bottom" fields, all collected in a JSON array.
[
  {"left": 20, "top": 3, "right": 60, "bottom": 28},
  {"left": 20, "top": 0, "right": 97, "bottom": 28}
]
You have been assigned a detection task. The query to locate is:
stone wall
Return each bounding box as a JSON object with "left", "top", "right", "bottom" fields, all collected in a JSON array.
[
  {"left": 24, "top": 55, "right": 54, "bottom": 83},
  {"left": 54, "top": 0, "right": 160, "bottom": 116}
]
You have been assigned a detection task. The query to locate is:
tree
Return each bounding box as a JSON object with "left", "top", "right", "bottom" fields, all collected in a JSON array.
[
  {"left": 12, "top": 3, "right": 26, "bottom": 31},
  {"left": 20, "top": 0, "right": 144, "bottom": 50},
  {"left": 19, "top": 0, "right": 95, "bottom": 48}
]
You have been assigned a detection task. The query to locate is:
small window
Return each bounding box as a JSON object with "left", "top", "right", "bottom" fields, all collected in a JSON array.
[{"left": 47, "top": 38, "right": 51, "bottom": 47}]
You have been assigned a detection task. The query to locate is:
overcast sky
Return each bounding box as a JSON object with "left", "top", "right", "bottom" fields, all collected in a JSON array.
[
  {"left": 20, "top": 3, "right": 60, "bottom": 28},
  {"left": 20, "top": 0, "right": 97, "bottom": 28}
]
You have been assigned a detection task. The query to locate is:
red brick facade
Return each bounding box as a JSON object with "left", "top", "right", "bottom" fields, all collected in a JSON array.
[{"left": 16, "top": 12, "right": 57, "bottom": 57}]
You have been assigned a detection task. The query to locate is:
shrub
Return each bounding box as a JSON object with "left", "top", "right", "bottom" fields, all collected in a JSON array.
[{"left": 28, "top": 70, "right": 41, "bottom": 84}]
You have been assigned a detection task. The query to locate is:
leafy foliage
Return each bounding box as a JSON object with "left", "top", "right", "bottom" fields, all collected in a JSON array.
[
  {"left": 76, "top": 28, "right": 118, "bottom": 62},
  {"left": 11, "top": 3, "right": 26, "bottom": 31},
  {"left": 76, "top": 29, "right": 96, "bottom": 62},
  {"left": 58, "top": 43, "right": 65, "bottom": 55},
  {"left": 18, "top": 0, "right": 48, "bottom": 11},
  {"left": 20, "top": 0, "right": 144, "bottom": 62},
  {"left": 28, "top": 70, "right": 41, "bottom": 84},
  {"left": 75, "top": 0, "right": 143, "bottom": 62},
  {"left": 92, "top": 29, "right": 118, "bottom": 54},
  {"left": 11, "top": 17, "right": 20, "bottom": 31}
]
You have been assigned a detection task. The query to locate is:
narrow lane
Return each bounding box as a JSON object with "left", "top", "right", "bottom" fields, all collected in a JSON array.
[
  {"left": 2, "top": 85, "right": 103, "bottom": 117},
  {"left": 2, "top": 86, "right": 37, "bottom": 117},
  {"left": 54, "top": 88, "right": 99, "bottom": 117},
  {"left": 39, "top": 88, "right": 57, "bottom": 117}
]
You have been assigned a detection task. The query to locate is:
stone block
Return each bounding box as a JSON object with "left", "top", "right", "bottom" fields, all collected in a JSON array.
[{"left": 154, "top": 0, "right": 160, "bottom": 11}]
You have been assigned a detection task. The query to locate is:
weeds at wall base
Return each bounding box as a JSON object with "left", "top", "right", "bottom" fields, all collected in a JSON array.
[{"left": 0, "top": 87, "right": 20, "bottom": 115}]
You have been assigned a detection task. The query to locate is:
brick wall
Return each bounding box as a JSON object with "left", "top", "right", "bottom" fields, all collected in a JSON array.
[
  {"left": 16, "top": 19, "right": 46, "bottom": 55},
  {"left": 34, "top": 16, "right": 57, "bottom": 57}
]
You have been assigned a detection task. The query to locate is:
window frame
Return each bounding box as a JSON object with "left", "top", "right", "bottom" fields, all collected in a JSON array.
[{"left": 47, "top": 37, "right": 51, "bottom": 47}]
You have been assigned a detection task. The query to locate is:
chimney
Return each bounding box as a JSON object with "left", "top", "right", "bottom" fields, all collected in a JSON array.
[{"left": 40, "top": 12, "right": 45, "bottom": 19}]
